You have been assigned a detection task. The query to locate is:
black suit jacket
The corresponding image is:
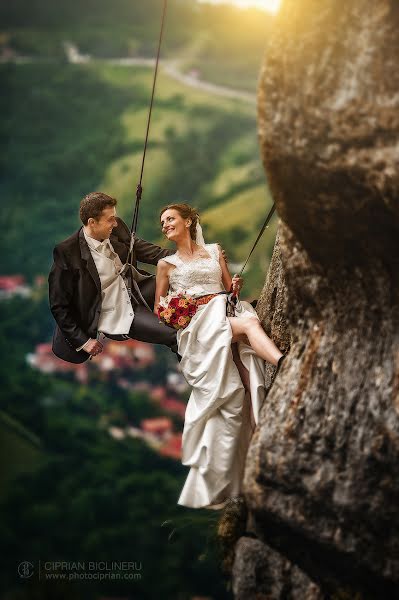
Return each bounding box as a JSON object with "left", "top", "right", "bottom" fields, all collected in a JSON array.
[{"left": 48, "top": 217, "right": 173, "bottom": 364}]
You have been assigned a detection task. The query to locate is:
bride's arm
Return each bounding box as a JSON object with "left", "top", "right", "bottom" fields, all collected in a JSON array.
[
  {"left": 217, "top": 244, "right": 243, "bottom": 294},
  {"left": 154, "top": 259, "right": 170, "bottom": 314},
  {"left": 217, "top": 244, "right": 233, "bottom": 291}
]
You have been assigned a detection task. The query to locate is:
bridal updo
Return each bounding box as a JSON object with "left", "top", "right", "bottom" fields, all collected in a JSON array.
[{"left": 159, "top": 203, "right": 199, "bottom": 241}]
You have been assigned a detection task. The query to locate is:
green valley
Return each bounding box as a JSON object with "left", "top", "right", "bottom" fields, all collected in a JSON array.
[{"left": 1, "top": 60, "right": 276, "bottom": 298}]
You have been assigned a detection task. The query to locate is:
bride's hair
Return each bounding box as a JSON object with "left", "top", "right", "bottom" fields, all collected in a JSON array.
[{"left": 159, "top": 203, "right": 199, "bottom": 241}]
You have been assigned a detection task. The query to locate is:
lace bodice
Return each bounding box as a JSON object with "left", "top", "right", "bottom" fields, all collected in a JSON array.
[{"left": 161, "top": 243, "right": 225, "bottom": 297}]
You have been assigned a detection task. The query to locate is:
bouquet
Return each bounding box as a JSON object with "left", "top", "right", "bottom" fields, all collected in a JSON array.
[{"left": 157, "top": 291, "right": 198, "bottom": 330}]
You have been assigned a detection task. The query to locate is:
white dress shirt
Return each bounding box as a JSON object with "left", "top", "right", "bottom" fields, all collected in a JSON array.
[{"left": 76, "top": 231, "right": 134, "bottom": 352}]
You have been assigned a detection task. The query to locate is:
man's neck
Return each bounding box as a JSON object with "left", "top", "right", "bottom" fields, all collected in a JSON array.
[{"left": 83, "top": 226, "right": 104, "bottom": 242}]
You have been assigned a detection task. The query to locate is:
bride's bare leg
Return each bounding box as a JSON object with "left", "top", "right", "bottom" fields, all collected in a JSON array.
[
  {"left": 228, "top": 316, "right": 283, "bottom": 366},
  {"left": 231, "top": 343, "right": 256, "bottom": 431}
]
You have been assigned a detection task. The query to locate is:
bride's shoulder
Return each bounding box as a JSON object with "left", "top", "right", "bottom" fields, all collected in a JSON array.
[
  {"left": 205, "top": 242, "right": 221, "bottom": 258},
  {"left": 158, "top": 254, "right": 178, "bottom": 269}
]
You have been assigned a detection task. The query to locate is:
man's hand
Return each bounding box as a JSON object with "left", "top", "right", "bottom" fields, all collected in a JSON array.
[
  {"left": 83, "top": 338, "right": 104, "bottom": 357},
  {"left": 221, "top": 247, "right": 228, "bottom": 262},
  {"left": 231, "top": 274, "right": 244, "bottom": 295}
]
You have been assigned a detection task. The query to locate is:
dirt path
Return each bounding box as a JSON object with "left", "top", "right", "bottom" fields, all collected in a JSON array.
[
  {"left": 1, "top": 42, "right": 256, "bottom": 104},
  {"left": 64, "top": 43, "right": 256, "bottom": 105}
]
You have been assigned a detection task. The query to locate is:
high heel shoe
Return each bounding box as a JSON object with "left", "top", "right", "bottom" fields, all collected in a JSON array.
[
  {"left": 270, "top": 354, "right": 286, "bottom": 386},
  {"left": 276, "top": 354, "right": 286, "bottom": 373}
]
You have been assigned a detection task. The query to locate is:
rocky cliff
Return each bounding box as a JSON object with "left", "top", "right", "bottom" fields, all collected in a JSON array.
[{"left": 233, "top": 1, "right": 399, "bottom": 598}]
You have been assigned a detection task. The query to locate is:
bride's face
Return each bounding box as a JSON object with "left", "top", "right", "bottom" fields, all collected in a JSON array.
[{"left": 160, "top": 209, "right": 190, "bottom": 242}]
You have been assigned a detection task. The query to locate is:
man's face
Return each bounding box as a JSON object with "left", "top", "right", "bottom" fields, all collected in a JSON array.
[{"left": 88, "top": 206, "right": 118, "bottom": 241}]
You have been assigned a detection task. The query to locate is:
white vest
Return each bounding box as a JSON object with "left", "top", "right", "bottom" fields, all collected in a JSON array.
[{"left": 84, "top": 232, "right": 134, "bottom": 334}]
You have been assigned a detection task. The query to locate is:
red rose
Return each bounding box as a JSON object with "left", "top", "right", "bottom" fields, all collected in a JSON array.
[{"left": 157, "top": 293, "right": 198, "bottom": 330}]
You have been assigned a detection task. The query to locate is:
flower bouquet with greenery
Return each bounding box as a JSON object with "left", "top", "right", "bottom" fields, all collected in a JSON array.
[{"left": 157, "top": 291, "right": 198, "bottom": 330}]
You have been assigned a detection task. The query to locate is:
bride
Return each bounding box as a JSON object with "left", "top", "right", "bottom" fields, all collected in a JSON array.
[{"left": 154, "top": 203, "right": 284, "bottom": 510}]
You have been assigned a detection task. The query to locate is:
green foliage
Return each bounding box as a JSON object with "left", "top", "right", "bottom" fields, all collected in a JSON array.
[
  {"left": 0, "top": 392, "right": 231, "bottom": 598},
  {"left": 0, "top": 294, "right": 232, "bottom": 598},
  {"left": 0, "top": 411, "right": 42, "bottom": 496},
  {"left": 0, "top": 62, "right": 137, "bottom": 277}
]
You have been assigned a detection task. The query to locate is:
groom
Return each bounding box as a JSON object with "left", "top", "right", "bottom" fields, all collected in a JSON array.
[{"left": 48, "top": 191, "right": 178, "bottom": 363}]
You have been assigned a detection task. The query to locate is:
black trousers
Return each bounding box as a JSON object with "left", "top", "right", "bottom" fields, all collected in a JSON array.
[{"left": 105, "top": 276, "right": 179, "bottom": 357}]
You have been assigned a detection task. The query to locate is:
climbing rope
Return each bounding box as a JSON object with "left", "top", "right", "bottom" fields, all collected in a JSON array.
[
  {"left": 226, "top": 200, "right": 275, "bottom": 315},
  {"left": 124, "top": 0, "right": 277, "bottom": 303},
  {"left": 237, "top": 202, "right": 275, "bottom": 278},
  {"left": 127, "top": 0, "right": 168, "bottom": 262}
]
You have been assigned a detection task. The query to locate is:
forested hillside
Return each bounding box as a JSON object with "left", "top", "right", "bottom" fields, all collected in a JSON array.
[
  {"left": 1, "top": 60, "right": 276, "bottom": 296},
  {"left": 0, "top": 0, "right": 272, "bottom": 91}
]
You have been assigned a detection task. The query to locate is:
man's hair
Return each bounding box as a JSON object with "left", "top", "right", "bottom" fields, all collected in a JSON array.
[{"left": 79, "top": 192, "right": 117, "bottom": 225}]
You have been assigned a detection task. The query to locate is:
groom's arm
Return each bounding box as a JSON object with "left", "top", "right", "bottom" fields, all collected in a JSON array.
[
  {"left": 111, "top": 216, "right": 173, "bottom": 265},
  {"left": 113, "top": 215, "right": 228, "bottom": 265},
  {"left": 135, "top": 237, "right": 229, "bottom": 265},
  {"left": 153, "top": 260, "right": 171, "bottom": 315},
  {"left": 48, "top": 247, "right": 90, "bottom": 349},
  {"left": 134, "top": 237, "right": 174, "bottom": 265}
]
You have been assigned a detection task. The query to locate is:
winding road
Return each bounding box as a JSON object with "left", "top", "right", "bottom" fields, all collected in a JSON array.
[{"left": 64, "top": 42, "right": 256, "bottom": 105}]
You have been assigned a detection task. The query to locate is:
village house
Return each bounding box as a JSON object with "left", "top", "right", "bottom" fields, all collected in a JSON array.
[
  {"left": 26, "top": 343, "right": 88, "bottom": 383},
  {"left": 0, "top": 275, "right": 31, "bottom": 300},
  {"left": 28, "top": 338, "right": 155, "bottom": 381}
]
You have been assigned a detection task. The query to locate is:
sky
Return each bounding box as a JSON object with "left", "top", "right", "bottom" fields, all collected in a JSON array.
[{"left": 197, "top": 0, "right": 281, "bottom": 14}]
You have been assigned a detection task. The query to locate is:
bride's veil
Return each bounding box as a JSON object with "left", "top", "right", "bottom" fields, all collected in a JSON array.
[{"left": 195, "top": 220, "right": 206, "bottom": 248}]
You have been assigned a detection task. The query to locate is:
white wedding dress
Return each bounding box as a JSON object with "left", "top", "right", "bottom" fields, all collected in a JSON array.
[{"left": 162, "top": 243, "right": 267, "bottom": 510}]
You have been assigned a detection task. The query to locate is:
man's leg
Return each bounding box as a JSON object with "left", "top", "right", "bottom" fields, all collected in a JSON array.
[
  {"left": 136, "top": 276, "right": 156, "bottom": 310},
  {"left": 129, "top": 305, "right": 178, "bottom": 355},
  {"left": 106, "top": 305, "right": 179, "bottom": 357}
]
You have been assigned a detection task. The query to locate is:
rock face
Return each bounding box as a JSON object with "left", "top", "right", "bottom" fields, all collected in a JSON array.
[{"left": 233, "top": 1, "right": 399, "bottom": 598}]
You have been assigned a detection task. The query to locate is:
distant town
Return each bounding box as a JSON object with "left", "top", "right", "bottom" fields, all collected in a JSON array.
[{"left": 2, "top": 274, "right": 188, "bottom": 461}]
